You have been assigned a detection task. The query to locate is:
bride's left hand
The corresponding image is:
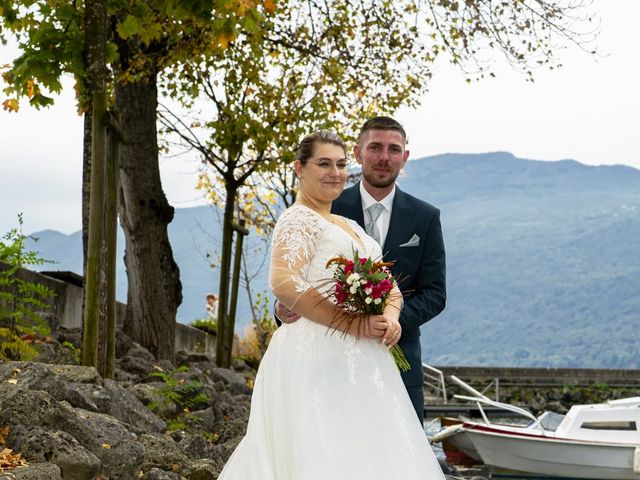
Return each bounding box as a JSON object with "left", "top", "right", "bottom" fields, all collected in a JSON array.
[{"left": 381, "top": 318, "right": 401, "bottom": 348}]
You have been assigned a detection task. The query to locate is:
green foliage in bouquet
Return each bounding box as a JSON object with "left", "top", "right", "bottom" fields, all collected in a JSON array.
[{"left": 0, "top": 214, "right": 54, "bottom": 361}]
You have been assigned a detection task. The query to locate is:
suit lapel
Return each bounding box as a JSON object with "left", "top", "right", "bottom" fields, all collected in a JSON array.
[{"left": 383, "top": 188, "right": 413, "bottom": 261}]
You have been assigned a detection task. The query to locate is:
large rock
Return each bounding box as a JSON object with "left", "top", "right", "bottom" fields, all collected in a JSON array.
[
  {"left": 100, "top": 437, "right": 145, "bottom": 480},
  {"left": 206, "top": 368, "right": 251, "bottom": 396},
  {"left": 102, "top": 379, "right": 166, "bottom": 433},
  {"left": 0, "top": 386, "right": 101, "bottom": 455},
  {"left": 139, "top": 433, "right": 190, "bottom": 473},
  {"left": 183, "top": 407, "right": 216, "bottom": 432},
  {"left": 177, "top": 434, "right": 216, "bottom": 461},
  {"left": 183, "top": 459, "right": 220, "bottom": 480},
  {"left": 0, "top": 362, "right": 101, "bottom": 389},
  {"left": 142, "top": 469, "right": 182, "bottom": 480},
  {"left": 7, "top": 426, "right": 101, "bottom": 480},
  {"left": 72, "top": 409, "right": 144, "bottom": 479},
  {"left": 0, "top": 362, "right": 112, "bottom": 413},
  {"left": 1, "top": 463, "right": 63, "bottom": 480},
  {"left": 127, "top": 382, "right": 179, "bottom": 418}
]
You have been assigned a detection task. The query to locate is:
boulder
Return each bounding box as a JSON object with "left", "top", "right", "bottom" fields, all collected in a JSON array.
[
  {"left": 127, "top": 382, "right": 179, "bottom": 418},
  {"left": 102, "top": 379, "right": 166, "bottom": 433},
  {"left": 0, "top": 386, "right": 101, "bottom": 455},
  {"left": 182, "top": 459, "right": 220, "bottom": 480},
  {"left": 7, "top": 426, "right": 101, "bottom": 480},
  {"left": 206, "top": 368, "right": 251, "bottom": 396},
  {"left": 177, "top": 434, "right": 216, "bottom": 461},
  {"left": 139, "top": 433, "right": 190, "bottom": 473},
  {"left": 100, "top": 437, "right": 145, "bottom": 480},
  {"left": 1, "top": 463, "right": 63, "bottom": 480},
  {"left": 141, "top": 468, "right": 183, "bottom": 480},
  {"left": 183, "top": 407, "right": 216, "bottom": 432}
]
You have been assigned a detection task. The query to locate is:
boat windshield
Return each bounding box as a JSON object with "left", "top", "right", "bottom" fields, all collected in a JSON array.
[{"left": 538, "top": 411, "right": 565, "bottom": 432}]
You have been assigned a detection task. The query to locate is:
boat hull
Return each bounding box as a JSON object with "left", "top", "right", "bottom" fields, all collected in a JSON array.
[{"left": 465, "top": 426, "right": 640, "bottom": 480}]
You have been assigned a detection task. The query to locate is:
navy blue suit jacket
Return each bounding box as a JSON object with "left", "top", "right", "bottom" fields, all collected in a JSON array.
[{"left": 332, "top": 183, "right": 446, "bottom": 415}]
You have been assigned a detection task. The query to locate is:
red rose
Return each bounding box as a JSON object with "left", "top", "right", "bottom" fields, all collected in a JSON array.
[
  {"left": 360, "top": 258, "right": 367, "bottom": 265},
  {"left": 335, "top": 282, "right": 348, "bottom": 304},
  {"left": 379, "top": 278, "right": 393, "bottom": 293},
  {"left": 371, "top": 285, "right": 382, "bottom": 299},
  {"left": 344, "top": 261, "right": 355, "bottom": 275}
]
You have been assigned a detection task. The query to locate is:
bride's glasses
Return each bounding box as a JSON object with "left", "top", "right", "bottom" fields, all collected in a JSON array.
[{"left": 311, "top": 159, "right": 350, "bottom": 170}]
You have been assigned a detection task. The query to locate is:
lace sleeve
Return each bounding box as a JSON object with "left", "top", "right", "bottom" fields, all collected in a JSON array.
[{"left": 269, "top": 206, "right": 324, "bottom": 310}]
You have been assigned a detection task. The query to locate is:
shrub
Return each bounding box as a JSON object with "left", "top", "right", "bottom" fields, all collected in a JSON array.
[{"left": 0, "top": 214, "right": 54, "bottom": 361}]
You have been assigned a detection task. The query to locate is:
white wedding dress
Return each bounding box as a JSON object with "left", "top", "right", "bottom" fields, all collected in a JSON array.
[{"left": 218, "top": 205, "right": 445, "bottom": 480}]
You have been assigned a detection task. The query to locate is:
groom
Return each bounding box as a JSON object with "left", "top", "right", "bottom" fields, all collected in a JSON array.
[{"left": 278, "top": 116, "right": 446, "bottom": 422}]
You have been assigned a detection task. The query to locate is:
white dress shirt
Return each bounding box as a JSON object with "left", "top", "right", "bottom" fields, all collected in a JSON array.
[{"left": 359, "top": 182, "right": 396, "bottom": 248}]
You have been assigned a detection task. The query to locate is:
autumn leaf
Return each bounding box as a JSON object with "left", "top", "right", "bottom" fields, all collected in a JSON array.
[
  {"left": 25, "top": 79, "right": 35, "bottom": 98},
  {"left": 2, "top": 98, "right": 19, "bottom": 112},
  {"left": 0, "top": 426, "right": 9, "bottom": 445},
  {"left": 0, "top": 447, "right": 28, "bottom": 469},
  {"left": 263, "top": 0, "right": 276, "bottom": 14}
]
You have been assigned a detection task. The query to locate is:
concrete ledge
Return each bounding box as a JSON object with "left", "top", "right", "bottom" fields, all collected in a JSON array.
[
  {"left": 175, "top": 323, "right": 216, "bottom": 356},
  {"left": 432, "top": 365, "right": 640, "bottom": 387},
  {"left": 2, "top": 262, "right": 214, "bottom": 357}
]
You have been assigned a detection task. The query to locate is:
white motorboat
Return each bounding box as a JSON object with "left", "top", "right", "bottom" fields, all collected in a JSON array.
[{"left": 437, "top": 375, "right": 640, "bottom": 479}]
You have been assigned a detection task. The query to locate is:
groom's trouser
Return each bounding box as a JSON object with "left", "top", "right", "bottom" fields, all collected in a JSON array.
[
  {"left": 399, "top": 334, "right": 425, "bottom": 422},
  {"left": 405, "top": 385, "right": 424, "bottom": 422}
]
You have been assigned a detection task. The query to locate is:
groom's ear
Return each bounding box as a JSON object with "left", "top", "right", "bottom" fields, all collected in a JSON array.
[
  {"left": 402, "top": 149, "right": 409, "bottom": 166},
  {"left": 353, "top": 144, "right": 362, "bottom": 165}
]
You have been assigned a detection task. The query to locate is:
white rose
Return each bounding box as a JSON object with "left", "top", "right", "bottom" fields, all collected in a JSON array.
[
  {"left": 365, "top": 287, "right": 372, "bottom": 295},
  {"left": 350, "top": 286, "right": 357, "bottom": 294},
  {"left": 374, "top": 298, "right": 382, "bottom": 305},
  {"left": 365, "top": 297, "right": 372, "bottom": 304}
]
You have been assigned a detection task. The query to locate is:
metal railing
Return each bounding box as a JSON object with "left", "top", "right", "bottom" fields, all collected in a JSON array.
[{"left": 422, "top": 363, "right": 447, "bottom": 404}]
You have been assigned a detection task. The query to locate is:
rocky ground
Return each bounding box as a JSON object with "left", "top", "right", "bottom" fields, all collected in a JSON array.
[
  {"left": 0, "top": 328, "right": 490, "bottom": 480},
  {"left": 0, "top": 328, "right": 254, "bottom": 479}
]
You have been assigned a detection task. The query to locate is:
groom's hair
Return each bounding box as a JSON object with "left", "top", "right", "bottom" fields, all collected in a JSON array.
[
  {"left": 358, "top": 116, "right": 407, "bottom": 144},
  {"left": 296, "top": 130, "right": 347, "bottom": 164}
]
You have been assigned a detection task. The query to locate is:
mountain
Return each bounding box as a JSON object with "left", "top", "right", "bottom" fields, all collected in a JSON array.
[{"left": 26, "top": 152, "right": 640, "bottom": 368}]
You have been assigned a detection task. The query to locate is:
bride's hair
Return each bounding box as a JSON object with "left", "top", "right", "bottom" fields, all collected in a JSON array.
[{"left": 296, "top": 130, "right": 346, "bottom": 164}]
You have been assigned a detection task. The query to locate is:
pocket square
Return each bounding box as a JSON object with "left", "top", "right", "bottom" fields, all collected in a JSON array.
[{"left": 399, "top": 234, "right": 420, "bottom": 248}]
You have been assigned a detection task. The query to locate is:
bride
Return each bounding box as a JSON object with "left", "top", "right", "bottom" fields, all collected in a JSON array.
[{"left": 218, "top": 131, "right": 445, "bottom": 479}]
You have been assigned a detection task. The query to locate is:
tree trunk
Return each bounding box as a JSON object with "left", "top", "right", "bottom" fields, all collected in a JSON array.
[
  {"left": 116, "top": 76, "right": 181, "bottom": 361},
  {"left": 103, "top": 112, "right": 121, "bottom": 379},
  {"left": 82, "top": 0, "right": 108, "bottom": 369},
  {"left": 215, "top": 182, "right": 237, "bottom": 368},
  {"left": 82, "top": 109, "right": 92, "bottom": 276}
]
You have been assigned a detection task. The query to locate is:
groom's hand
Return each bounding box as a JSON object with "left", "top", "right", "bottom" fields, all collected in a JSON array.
[{"left": 275, "top": 301, "right": 301, "bottom": 324}]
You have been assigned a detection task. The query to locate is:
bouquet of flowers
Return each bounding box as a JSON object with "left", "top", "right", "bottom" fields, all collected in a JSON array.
[{"left": 325, "top": 250, "right": 410, "bottom": 372}]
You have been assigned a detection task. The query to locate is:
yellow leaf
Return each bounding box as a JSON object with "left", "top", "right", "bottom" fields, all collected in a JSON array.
[
  {"left": 6, "top": 379, "right": 17, "bottom": 385},
  {"left": 215, "top": 32, "right": 236, "bottom": 49},
  {"left": 2, "top": 98, "right": 19, "bottom": 112},
  {"left": 102, "top": 443, "right": 112, "bottom": 449},
  {"left": 26, "top": 79, "right": 35, "bottom": 98}
]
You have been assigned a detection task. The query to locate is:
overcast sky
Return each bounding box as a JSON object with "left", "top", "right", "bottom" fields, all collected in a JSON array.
[{"left": 1, "top": 0, "right": 638, "bottom": 235}]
